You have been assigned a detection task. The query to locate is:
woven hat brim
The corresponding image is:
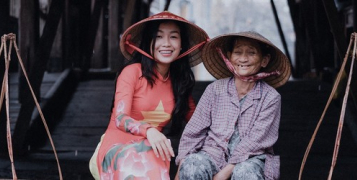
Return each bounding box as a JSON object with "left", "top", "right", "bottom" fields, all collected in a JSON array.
[
  {"left": 119, "top": 12, "right": 209, "bottom": 67},
  {"left": 202, "top": 32, "right": 291, "bottom": 88}
]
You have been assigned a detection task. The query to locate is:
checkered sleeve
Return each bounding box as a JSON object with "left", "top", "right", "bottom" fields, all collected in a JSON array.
[
  {"left": 228, "top": 90, "right": 281, "bottom": 164},
  {"left": 175, "top": 83, "right": 214, "bottom": 165}
]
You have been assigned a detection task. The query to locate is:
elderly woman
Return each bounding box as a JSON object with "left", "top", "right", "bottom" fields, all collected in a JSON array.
[{"left": 175, "top": 31, "right": 291, "bottom": 180}]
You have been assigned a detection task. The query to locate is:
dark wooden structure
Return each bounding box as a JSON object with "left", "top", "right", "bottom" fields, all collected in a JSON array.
[
  {"left": 288, "top": 0, "right": 353, "bottom": 79},
  {"left": 0, "top": 0, "right": 156, "bottom": 154},
  {"left": 288, "top": 0, "right": 357, "bottom": 127},
  {"left": 0, "top": 0, "right": 356, "bottom": 166},
  {"left": 0, "top": 0, "right": 357, "bottom": 179}
]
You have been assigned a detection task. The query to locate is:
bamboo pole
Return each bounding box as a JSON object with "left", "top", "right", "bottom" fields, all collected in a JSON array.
[
  {"left": 0, "top": 33, "right": 63, "bottom": 180},
  {"left": 299, "top": 33, "right": 356, "bottom": 179},
  {"left": 328, "top": 33, "right": 357, "bottom": 180},
  {"left": 1, "top": 33, "right": 18, "bottom": 180}
]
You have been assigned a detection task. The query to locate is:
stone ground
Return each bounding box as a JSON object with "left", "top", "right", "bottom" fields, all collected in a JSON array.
[{"left": 1, "top": 71, "right": 357, "bottom": 180}]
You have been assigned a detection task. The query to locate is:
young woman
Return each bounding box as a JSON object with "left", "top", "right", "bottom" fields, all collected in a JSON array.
[
  {"left": 89, "top": 11, "right": 209, "bottom": 180},
  {"left": 176, "top": 31, "right": 291, "bottom": 180}
]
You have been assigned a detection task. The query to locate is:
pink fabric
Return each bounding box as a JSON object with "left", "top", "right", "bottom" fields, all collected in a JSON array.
[{"left": 97, "top": 63, "right": 196, "bottom": 179}]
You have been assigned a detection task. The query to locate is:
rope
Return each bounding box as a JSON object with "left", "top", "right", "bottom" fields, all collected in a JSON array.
[
  {"left": 175, "top": 39, "right": 208, "bottom": 60},
  {"left": 1, "top": 33, "right": 17, "bottom": 180},
  {"left": 0, "top": 33, "right": 63, "bottom": 180},
  {"left": 125, "top": 34, "right": 208, "bottom": 62},
  {"left": 298, "top": 32, "right": 357, "bottom": 180},
  {"left": 328, "top": 33, "right": 357, "bottom": 179},
  {"left": 125, "top": 38, "right": 153, "bottom": 60}
]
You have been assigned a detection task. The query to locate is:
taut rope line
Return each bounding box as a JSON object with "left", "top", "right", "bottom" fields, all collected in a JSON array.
[
  {"left": 1, "top": 33, "right": 17, "bottom": 180},
  {"left": 0, "top": 33, "right": 63, "bottom": 180},
  {"left": 299, "top": 32, "right": 357, "bottom": 180}
]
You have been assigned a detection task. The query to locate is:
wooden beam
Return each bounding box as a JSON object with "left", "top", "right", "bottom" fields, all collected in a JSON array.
[
  {"left": 63, "top": 0, "right": 91, "bottom": 70},
  {"left": 13, "top": 0, "right": 39, "bottom": 154},
  {"left": 108, "top": 0, "right": 121, "bottom": 71},
  {"left": 164, "top": 0, "right": 171, "bottom": 11},
  {"left": 321, "top": 0, "right": 357, "bottom": 123},
  {"left": 321, "top": 0, "right": 347, "bottom": 60},
  {"left": 354, "top": 1, "right": 357, "bottom": 32},
  {"left": 18, "top": 0, "right": 39, "bottom": 103},
  {"left": 82, "top": 0, "right": 106, "bottom": 72},
  {"left": 13, "top": 0, "right": 64, "bottom": 154},
  {"left": 123, "top": 0, "right": 137, "bottom": 30},
  {"left": 91, "top": 3, "right": 106, "bottom": 69}
]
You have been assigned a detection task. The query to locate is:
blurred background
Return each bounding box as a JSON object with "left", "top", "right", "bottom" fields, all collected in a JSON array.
[{"left": 1, "top": 0, "right": 357, "bottom": 179}]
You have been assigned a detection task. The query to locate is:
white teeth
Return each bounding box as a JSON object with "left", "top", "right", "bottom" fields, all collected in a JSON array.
[{"left": 160, "top": 50, "right": 172, "bottom": 54}]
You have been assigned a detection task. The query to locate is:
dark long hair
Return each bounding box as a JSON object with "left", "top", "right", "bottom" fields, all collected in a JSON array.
[{"left": 113, "top": 20, "right": 195, "bottom": 136}]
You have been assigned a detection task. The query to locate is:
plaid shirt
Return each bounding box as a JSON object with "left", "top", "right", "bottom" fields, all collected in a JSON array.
[{"left": 176, "top": 77, "right": 281, "bottom": 170}]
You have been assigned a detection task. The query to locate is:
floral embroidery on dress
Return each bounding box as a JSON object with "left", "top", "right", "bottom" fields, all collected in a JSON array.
[
  {"left": 101, "top": 140, "right": 155, "bottom": 179},
  {"left": 95, "top": 64, "right": 181, "bottom": 180},
  {"left": 116, "top": 114, "right": 148, "bottom": 134},
  {"left": 125, "top": 119, "right": 141, "bottom": 134},
  {"left": 116, "top": 114, "right": 125, "bottom": 127},
  {"left": 116, "top": 100, "right": 125, "bottom": 115}
]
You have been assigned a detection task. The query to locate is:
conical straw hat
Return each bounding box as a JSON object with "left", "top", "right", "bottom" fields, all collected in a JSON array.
[
  {"left": 120, "top": 11, "right": 209, "bottom": 67},
  {"left": 202, "top": 31, "right": 291, "bottom": 88}
]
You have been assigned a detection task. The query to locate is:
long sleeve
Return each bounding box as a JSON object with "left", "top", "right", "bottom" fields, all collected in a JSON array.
[
  {"left": 111, "top": 65, "right": 152, "bottom": 138},
  {"left": 175, "top": 84, "right": 213, "bottom": 165}
]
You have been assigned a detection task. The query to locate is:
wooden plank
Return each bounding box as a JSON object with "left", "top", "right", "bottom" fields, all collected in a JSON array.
[{"left": 37, "top": 80, "right": 113, "bottom": 152}]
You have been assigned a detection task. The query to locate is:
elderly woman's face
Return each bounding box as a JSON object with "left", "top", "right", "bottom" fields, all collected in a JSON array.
[{"left": 227, "top": 38, "right": 270, "bottom": 77}]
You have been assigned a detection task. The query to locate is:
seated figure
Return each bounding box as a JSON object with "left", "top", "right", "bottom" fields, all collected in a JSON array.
[{"left": 175, "top": 31, "right": 291, "bottom": 180}]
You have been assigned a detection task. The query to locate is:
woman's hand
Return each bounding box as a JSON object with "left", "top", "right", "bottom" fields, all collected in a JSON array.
[{"left": 146, "top": 127, "right": 175, "bottom": 161}]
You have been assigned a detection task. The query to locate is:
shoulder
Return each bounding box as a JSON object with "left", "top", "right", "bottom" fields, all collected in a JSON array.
[
  {"left": 206, "top": 77, "right": 230, "bottom": 94},
  {"left": 260, "top": 81, "right": 281, "bottom": 100},
  {"left": 122, "top": 63, "right": 141, "bottom": 73},
  {"left": 120, "top": 63, "right": 142, "bottom": 77}
]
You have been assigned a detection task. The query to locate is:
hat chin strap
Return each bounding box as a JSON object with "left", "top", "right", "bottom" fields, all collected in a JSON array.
[
  {"left": 175, "top": 39, "right": 208, "bottom": 60},
  {"left": 125, "top": 35, "right": 154, "bottom": 60},
  {"left": 125, "top": 34, "right": 208, "bottom": 61},
  {"left": 216, "top": 48, "right": 280, "bottom": 82}
]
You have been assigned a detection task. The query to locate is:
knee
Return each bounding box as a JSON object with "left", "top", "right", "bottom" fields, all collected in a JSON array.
[
  {"left": 179, "top": 154, "right": 213, "bottom": 180},
  {"left": 231, "top": 161, "right": 264, "bottom": 180}
]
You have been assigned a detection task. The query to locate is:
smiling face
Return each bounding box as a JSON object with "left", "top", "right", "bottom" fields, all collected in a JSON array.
[
  {"left": 227, "top": 37, "right": 270, "bottom": 77},
  {"left": 151, "top": 21, "right": 182, "bottom": 66}
]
